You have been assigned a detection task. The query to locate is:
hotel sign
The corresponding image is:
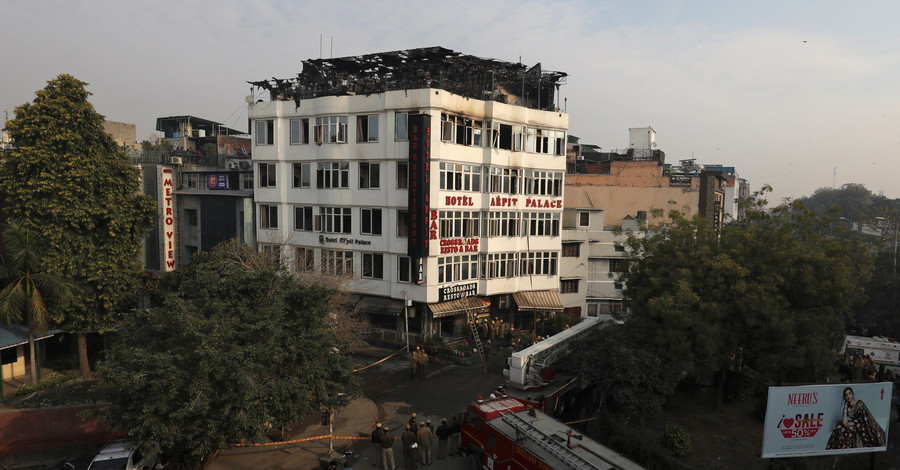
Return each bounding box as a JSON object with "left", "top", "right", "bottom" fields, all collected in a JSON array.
[{"left": 408, "top": 114, "right": 431, "bottom": 258}]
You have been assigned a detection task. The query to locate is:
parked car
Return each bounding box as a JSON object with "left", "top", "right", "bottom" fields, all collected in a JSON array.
[{"left": 87, "top": 440, "right": 160, "bottom": 470}]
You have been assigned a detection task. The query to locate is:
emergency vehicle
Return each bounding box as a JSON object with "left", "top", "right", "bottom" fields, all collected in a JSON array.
[
  {"left": 842, "top": 335, "right": 900, "bottom": 372},
  {"left": 461, "top": 395, "right": 645, "bottom": 470}
]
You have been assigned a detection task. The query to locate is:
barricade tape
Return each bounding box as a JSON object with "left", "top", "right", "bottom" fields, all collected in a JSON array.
[
  {"left": 352, "top": 346, "right": 409, "bottom": 373},
  {"left": 564, "top": 416, "right": 600, "bottom": 425},
  {"left": 234, "top": 434, "right": 369, "bottom": 447}
]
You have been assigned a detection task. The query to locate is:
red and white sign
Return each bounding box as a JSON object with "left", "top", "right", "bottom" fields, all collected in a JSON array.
[{"left": 161, "top": 168, "right": 176, "bottom": 271}]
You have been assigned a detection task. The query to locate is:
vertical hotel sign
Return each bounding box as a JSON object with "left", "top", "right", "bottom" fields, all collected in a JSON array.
[
  {"left": 408, "top": 114, "right": 431, "bottom": 260},
  {"left": 161, "top": 167, "right": 176, "bottom": 271}
]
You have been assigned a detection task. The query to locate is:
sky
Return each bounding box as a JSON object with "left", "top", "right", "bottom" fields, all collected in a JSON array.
[{"left": 2, "top": 0, "right": 899, "bottom": 202}]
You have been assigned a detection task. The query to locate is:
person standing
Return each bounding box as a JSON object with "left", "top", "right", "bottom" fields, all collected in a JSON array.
[
  {"left": 417, "top": 421, "right": 433, "bottom": 465},
  {"left": 380, "top": 426, "right": 396, "bottom": 470},
  {"left": 417, "top": 350, "right": 429, "bottom": 379},
  {"left": 449, "top": 414, "right": 461, "bottom": 455},
  {"left": 401, "top": 424, "right": 418, "bottom": 470},
  {"left": 408, "top": 413, "right": 418, "bottom": 434},
  {"left": 435, "top": 418, "right": 450, "bottom": 460},
  {"left": 409, "top": 348, "right": 418, "bottom": 379},
  {"left": 370, "top": 422, "right": 384, "bottom": 469}
]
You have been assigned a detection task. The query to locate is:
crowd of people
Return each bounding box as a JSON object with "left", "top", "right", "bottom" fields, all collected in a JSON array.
[{"left": 369, "top": 412, "right": 463, "bottom": 470}]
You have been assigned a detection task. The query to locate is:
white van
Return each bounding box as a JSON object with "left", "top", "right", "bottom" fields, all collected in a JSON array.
[{"left": 87, "top": 440, "right": 160, "bottom": 470}]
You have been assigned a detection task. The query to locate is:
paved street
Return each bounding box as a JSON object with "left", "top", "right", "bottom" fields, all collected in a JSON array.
[{"left": 210, "top": 347, "right": 503, "bottom": 470}]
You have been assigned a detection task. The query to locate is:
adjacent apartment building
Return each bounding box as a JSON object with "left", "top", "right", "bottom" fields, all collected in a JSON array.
[{"left": 248, "top": 47, "right": 569, "bottom": 340}]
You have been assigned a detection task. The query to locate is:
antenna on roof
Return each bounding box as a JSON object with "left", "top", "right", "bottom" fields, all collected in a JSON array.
[{"left": 320, "top": 34, "right": 323, "bottom": 59}]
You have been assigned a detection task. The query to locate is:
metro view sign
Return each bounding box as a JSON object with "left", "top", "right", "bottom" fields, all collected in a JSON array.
[{"left": 161, "top": 167, "right": 176, "bottom": 271}]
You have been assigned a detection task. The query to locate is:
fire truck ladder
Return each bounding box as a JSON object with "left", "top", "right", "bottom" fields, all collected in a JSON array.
[
  {"left": 500, "top": 412, "right": 604, "bottom": 470},
  {"left": 466, "top": 310, "right": 486, "bottom": 365}
]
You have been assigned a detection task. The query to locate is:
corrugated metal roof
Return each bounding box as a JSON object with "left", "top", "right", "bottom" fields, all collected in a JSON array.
[
  {"left": 0, "top": 325, "right": 62, "bottom": 350},
  {"left": 428, "top": 297, "right": 488, "bottom": 318},
  {"left": 512, "top": 290, "right": 564, "bottom": 312}
]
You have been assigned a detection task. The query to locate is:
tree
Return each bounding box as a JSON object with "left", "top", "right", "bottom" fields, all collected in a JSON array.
[
  {"left": 572, "top": 325, "right": 680, "bottom": 422},
  {"left": 0, "top": 220, "right": 73, "bottom": 385},
  {"left": 0, "top": 75, "right": 157, "bottom": 379},
  {"left": 96, "top": 239, "right": 361, "bottom": 467},
  {"left": 617, "top": 191, "right": 870, "bottom": 399}
]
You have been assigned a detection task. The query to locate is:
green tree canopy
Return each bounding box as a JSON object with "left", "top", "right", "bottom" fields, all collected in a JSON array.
[
  {"left": 618, "top": 191, "right": 870, "bottom": 388},
  {"left": 0, "top": 74, "right": 157, "bottom": 377},
  {"left": 96, "top": 239, "right": 361, "bottom": 466}
]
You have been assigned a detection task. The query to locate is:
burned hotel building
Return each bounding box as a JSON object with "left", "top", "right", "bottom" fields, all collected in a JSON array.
[{"left": 248, "top": 47, "right": 569, "bottom": 340}]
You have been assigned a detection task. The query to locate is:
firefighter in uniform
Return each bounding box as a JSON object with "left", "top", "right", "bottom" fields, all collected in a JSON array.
[
  {"left": 370, "top": 422, "right": 384, "bottom": 468},
  {"left": 380, "top": 426, "right": 396, "bottom": 470},
  {"left": 401, "top": 424, "right": 418, "bottom": 470},
  {"left": 417, "top": 420, "right": 433, "bottom": 465}
]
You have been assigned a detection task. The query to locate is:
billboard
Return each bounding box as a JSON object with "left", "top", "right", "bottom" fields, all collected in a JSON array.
[
  {"left": 407, "top": 114, "right": 431, "bottom": 259},
  {"left": 761, "top": 383, "right": 892, "bottom": 458}
]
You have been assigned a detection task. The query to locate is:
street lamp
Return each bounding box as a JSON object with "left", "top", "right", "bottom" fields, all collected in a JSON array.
[{"left": 875, "top": 217, "right": 898, "bottom": 274}]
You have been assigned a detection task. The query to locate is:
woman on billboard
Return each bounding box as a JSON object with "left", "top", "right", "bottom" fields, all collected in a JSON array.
[{"left": 825, "top": 386, "right": 886, "bottom": 449}]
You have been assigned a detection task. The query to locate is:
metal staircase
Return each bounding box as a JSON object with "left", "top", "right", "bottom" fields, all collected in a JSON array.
[{"left": 500, "top": 411, "right": 603, "bottom": 470}]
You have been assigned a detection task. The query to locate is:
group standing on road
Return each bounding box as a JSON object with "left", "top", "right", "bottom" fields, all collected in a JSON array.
[
  {"left": 409, "top": 346, "right": 429, "bottom": 379},
  {"left": 370, "top": 411, "right": 464, "bottom": 469}
]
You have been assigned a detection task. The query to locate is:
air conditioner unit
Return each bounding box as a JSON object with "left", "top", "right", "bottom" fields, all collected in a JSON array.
[
  {"left": 170, "top": 157, "right": 183, "bottom": 165},
  {"left": 228, "top": 162, "right": 239, "bottom": 170}
]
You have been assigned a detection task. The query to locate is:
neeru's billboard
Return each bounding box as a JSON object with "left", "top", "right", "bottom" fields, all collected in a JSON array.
[{"left": 762, "top": 383, "right": 891, "bottom": 458}]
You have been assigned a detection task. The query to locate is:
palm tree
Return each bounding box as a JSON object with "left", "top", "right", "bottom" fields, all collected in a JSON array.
[{"left": 0, "top": 220, "right": 73, "bottom": 385}]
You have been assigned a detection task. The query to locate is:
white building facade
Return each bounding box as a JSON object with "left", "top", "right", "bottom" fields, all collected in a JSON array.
[{"left": 248, "top": 48, "right": 569, "bottom": 340}]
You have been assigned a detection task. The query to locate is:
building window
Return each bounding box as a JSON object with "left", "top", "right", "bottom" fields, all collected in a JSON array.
[
  {"left": 183, "top": 173, "right": 200, "bottom": 189},
  {"left": 579, "top": 212, "right": 590, "bottom": 227},
  {"left": 357, "top": 114, "right": 379, "bottom": 142},
  {"left": 314, "top": 116, "right": 348, "bottom": 144},
  {"left": 255, "top": 120, "right": 273, "bottom": 146},
  {"left": 362, "top": 253, "right": 384, "bottom": 279},
  {"left": 259, "top": 204, "right": 278, "bottom": 229},
  {"left": 524, "top": 170, "right": 563, "bottom": 196},
  {"left": 294, "top": 206, "right": 314, "bottom": 231},
  {"left": 296, "top": 247, "right": 314, "bottom": 272},
  {"left": 359, "top": 162, "right": 380, "bottom": 189},
  {"left": 599, "top": 300, "right": 625, "bottom": 315},
  {"left": 240, "top": 173, "right": 254, "bottom": 190},
  {"left": 361, "top": 208, "right": 382, "bottom": 235},
  {"left": 614, "top": 243, "right": 625, "bottom": 252},
  {"left": 560, "top": 279, "right": 579, "bottom": 293},
  {"left": 317, "top": 162, "right": 349, "bottom": 189},
  {"left": 437, "top": 254, "right": 478, "bottom": 283},
  {"left": 320, "top": 207, "right": 351, "bottom": 234},
  {"left": 260, "top": 243, "right": 280, "bottom": 263},
  {"left": 397, "top": 161, "right": 409, "bottom": 189},
  {"left": 481, "top": 252, "right": 517, "bottom": 279},
  {"left": 258, "top": 163, "right": 276, "bottom": 188},
  {"left": 488, "top": 167, "right": 520, "bottom": 194},
  {"left": 290, "top": 118, "right": 309, "bottom": 145},
  {"left": 438, "top": 210, "right": 479, "bottom": 239},
  {"left": 562, "top": 242, "right": 580, "bottom": 257},
  {"left": 397, "top": 210, "right": 409, "bottom": 237},
  {"left": 398, "top": 255, "right": 412, "bottom": 283},
  {"left": 484, "top": 211, "right": 519, "bottom": 237},
  {"left": 439, "top": 163, "right": 481, "bottom": 192},
  {"left": 322, "top": 249, "right": 353, "bottom": 276},
  {"left": 521, "top": 251, "right": 558, "bottom": 276},
  {"left": 608, "top": 258, "right": 625, "bottom": 273},
  {"left": 587, "top": 303, "right": 599, "bottom": 317},
  {"left": 523, "top": 212, "right": 560, "bottom": 237},
  {"left": 293, "top": 163, "right": 311, "bottom": 188},
  {"left": 395, "top": 112, "right": 409, "bottom": 141}
]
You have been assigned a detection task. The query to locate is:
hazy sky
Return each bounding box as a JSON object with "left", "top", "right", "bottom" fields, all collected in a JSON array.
[{"left": 2, "top": 0, "right": 899, "bottom": 202}]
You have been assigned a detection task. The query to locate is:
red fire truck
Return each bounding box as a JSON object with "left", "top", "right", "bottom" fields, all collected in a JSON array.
[{"left": 461, "top": 395, "right": 645, "bottom": 470}]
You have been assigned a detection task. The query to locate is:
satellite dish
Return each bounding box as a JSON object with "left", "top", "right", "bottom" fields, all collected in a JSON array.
[
  {"left": 651, "top": 142, "right": 657, "bottom": 148},
  {"left": 146, "top": 134, "right": 159, "bottom": 144},
  {"left": 244, "top": 95, "right": 253, "bottom": 103}
]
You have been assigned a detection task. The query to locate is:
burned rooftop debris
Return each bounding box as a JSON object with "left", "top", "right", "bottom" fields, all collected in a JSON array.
[{"left": 249, "top": 47, "right": 567, "bottom": 111}]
